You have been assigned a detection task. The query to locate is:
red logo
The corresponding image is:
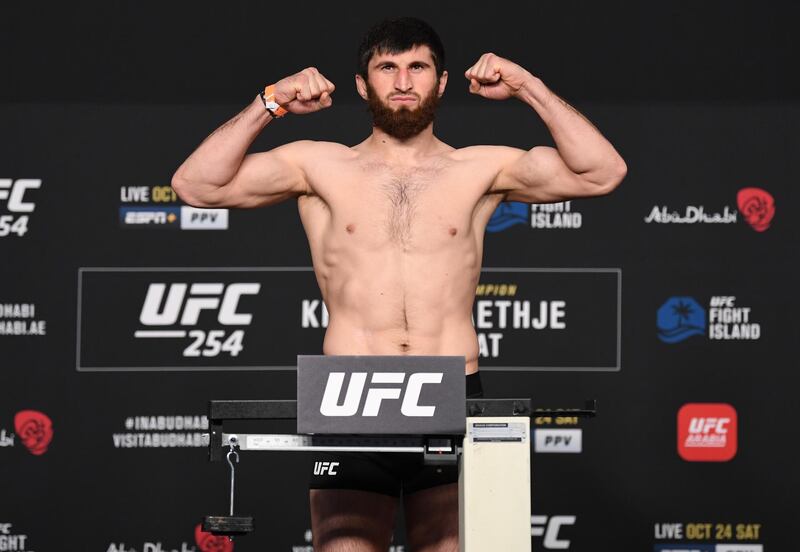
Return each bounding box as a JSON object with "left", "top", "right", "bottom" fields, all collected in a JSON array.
[
  {"left": 677, "top": 403, "right": 737, "bottom": 462},
  {"left": 737, "top": 187, "right": 775, "bottom": 232},
  {"left": 14, "top": 410, "right": 53, "bottom": 456},
  {"left": 194, "top": 523, "right": 234, "bottom": 552}
]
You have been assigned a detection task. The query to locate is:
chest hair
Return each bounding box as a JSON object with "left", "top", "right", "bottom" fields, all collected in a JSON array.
[{"left": 363, "top": 161, "right": 444, "bottom": 245}]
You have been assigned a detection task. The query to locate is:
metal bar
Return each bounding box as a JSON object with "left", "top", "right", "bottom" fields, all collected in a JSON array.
[
  {"left": 229, "top": 433, "right": 428, "bottom": 453},
  {"left": 532, "top": 399, "right": 597, "bottom": 418},
  {"left": 466, "top": 398, "right": 532, "bottom": 417},
  {"left": 208, "top": 398, "right": 594, "bottom": 422},
  {"left": 209, "top": 399, "right": 297, "bottom": 420}
]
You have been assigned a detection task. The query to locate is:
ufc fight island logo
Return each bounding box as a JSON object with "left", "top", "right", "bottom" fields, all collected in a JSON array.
[
  {"left": 136, "top": 282, "right": 260, "bottom": 357},
  {"left": 320, "top": 372, "right": 443, "bottom": 417},
  {"left": 0, "top": 178, "right": 40, "bottom": 237}
]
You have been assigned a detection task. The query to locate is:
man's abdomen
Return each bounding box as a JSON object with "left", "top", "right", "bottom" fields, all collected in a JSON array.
[
  {"left": 319, "top": 253, "right": 481, "bottom": 374},
  {"left": 322, "top": 317, "right": 480, "bottom": 374}
]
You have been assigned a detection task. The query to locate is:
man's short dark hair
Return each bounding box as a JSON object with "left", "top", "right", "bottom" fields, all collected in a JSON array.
[{"left": 357, "top": 17, "right": 445, "bottom": 79}]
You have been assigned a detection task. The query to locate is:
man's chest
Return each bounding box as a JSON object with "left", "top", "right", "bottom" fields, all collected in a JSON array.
[{"left": 310, "top": 161, "right": 492, "bottom": 225}]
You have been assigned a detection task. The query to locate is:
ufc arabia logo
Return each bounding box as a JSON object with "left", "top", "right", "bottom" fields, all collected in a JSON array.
[
  {"left": 320, "top": 372, "right": 443, "bottom": 417},
  {"left": 136, "top": 282, "right": 260, "bottom": 358},
  {"left": 688, "top": 417, "right": 730, "bottom": 440},
  {"left": 678, "top": 403, "right": 737, "bottom": 462}
]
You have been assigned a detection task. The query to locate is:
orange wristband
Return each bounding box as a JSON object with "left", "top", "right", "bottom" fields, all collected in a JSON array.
[{"left": 260, "top": 84, "right": 288, "bottom": 118}]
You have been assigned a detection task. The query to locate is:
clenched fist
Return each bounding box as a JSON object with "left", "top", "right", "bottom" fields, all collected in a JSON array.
[
  {"left": 273, "top": 67, "right": 336, "bottom": 114},
  {"left": 464, "top": 53, "right": 532, "bottom": 100}
]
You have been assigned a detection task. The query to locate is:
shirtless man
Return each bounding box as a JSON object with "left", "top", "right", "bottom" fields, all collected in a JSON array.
[{"left": 173, "top": 17, "right": 626, "bottom": 552}]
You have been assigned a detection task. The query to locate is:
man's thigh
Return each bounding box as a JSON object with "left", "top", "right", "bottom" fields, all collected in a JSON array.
[
  {"left": 403, "top": 482, "right": 459, "bottom": 552},
  {"left": 310, "top": 488, "right": 398, "bottom": 552}
]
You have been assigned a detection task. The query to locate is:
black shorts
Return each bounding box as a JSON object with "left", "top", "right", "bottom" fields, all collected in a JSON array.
[{"left": 308, "top": 372, "right": 483, "bottom": 497}]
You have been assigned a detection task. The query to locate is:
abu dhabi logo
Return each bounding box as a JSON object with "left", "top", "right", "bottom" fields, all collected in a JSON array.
[
  {"left": 657, "top": 297, "right": 706, "bottom": 343},
  {"left": 14, "top": 410, "right": 53, "bottom": 456},
  {"left": 644, "top": 187, "right": 775, "bottom": 232},
  {"left": 488, "top": 202, "right": 528, "bottom": 232},
  {"left": 737, "top": 187, "right": 775, "bottom": 232}
]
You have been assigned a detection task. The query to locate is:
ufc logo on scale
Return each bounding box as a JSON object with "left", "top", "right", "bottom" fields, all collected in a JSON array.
[
  {"left": 297, "top": 356, "right": 465, "bottom": 435},
  {"left": 136, "top": 282, "right": 260, "bottom": 357},
  {"left": 320, "top": 372, "right": 443, "bottom": 417}
]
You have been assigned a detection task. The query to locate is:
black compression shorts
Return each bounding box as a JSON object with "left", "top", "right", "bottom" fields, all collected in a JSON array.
[{"left": 308, "top": 371, "right": 483, "bottom": 497}]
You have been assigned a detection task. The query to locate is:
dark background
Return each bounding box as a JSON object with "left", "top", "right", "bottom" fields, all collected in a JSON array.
[
  {"left": 2, "top": 2, "right": 798, "bottom": 551},
  {"left": 3, "top": 1, "right": 799, "bottom": 104}
]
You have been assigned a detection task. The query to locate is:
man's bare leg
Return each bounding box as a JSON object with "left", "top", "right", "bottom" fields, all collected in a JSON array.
[
  {"left": 310, "top": 489, "right": 398, "bottom": 551},
  {"left": 404, "top": 483, "right": 459, "bottom": 552}
]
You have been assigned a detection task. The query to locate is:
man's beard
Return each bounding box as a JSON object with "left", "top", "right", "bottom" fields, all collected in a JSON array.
[{"left": 366, "top": 80, "right": 440, "bottom": 140}]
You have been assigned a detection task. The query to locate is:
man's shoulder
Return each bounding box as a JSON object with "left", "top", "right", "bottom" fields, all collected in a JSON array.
[
  {"left": 277, "top": 139, "right": 355, "bottom": 160},
  {"left": 448, "top": 144, "right": 527, "bottom": 165}
]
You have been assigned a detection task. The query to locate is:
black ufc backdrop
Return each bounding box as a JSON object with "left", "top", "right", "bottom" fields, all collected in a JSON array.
[{"left": 2, "top": 2, "right": 799, "bottom": 551}]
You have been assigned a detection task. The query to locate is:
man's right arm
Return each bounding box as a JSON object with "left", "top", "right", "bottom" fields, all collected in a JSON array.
[{"left": 171, "top": 67, "right": 335, "bottom": 208}]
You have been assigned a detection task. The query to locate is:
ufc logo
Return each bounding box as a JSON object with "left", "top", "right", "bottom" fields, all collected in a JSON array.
[
  {"left": 688, "top": 417, "right": 730, "bottom": 435},
  {"left": 139, "top": 283, "right": 260, "bottom": 326},
  {"left": 531, "top": 515, "right": 576, "bottom": 549},
  {"left": 709, "top": 296, "right": 736, "bottom": 307},
  {"left": 320, "top": 372, "right": 443, "bottom": 417},
  {"left": 313, "top": 461, "right": 339, "bottom": 475},
  {"left": 0, "top": 179, "right": 41, "bottom": 212}
]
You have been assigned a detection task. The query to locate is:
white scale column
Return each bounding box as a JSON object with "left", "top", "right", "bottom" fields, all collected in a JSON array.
[{"left": 459, "top": 416, "right": 531, "bottom": 552}]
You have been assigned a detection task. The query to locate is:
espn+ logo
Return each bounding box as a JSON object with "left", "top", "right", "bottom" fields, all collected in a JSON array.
[
  {"left": 136, "top": 282, "right": 260, "bottom": 357},
  {"left": 320, "top": 372, "right": 443, "bottom": 417},
  {"left": 0, "top": 178, "right": 40, "bottom": 237},
  {"left": 678, "top": 403, "right": 738, "bottom": 462}
]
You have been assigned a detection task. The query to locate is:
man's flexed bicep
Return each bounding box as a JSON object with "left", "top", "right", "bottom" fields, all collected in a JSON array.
[
  {"left": 206, "top": 141, "right": 311, "bottom": 208},
  {"left": 491, "top": 145, "right": 611, "bottom": 204},
  {"left": 172, "top": 66, "right": 335, "bottom": 208},
  {"left": 465, "top": 52, "right": 626, "bottom": 204}
]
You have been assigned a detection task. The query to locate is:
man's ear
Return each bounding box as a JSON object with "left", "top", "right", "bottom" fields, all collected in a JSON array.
[
  {"left": 355, "top": 74, "right": 369, "bottom": 100},
  {"left": 437, "top": 70, "right": 449, "bottom": 97}
]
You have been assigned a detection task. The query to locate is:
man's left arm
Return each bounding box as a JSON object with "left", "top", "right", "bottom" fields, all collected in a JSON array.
[{"left": 465, "top": 53, "right": 627, "bottom": 203}]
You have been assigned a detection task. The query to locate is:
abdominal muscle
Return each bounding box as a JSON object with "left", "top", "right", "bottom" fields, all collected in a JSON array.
[
  {"left": 316, "top": 244, "right": 482, "bottom": 375},
  {"left": 323, "top": 315, "right": 481, "bottom": 375}
]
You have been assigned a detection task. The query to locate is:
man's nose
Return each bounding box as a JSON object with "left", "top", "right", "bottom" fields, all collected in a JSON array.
[{"left": 394, "top": 69, "right": 412, "bottom": 92}]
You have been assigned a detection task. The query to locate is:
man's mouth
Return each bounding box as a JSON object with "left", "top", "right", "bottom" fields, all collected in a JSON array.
[{"left": 390, "top": 96, "right": 417, "bottom": 103}]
